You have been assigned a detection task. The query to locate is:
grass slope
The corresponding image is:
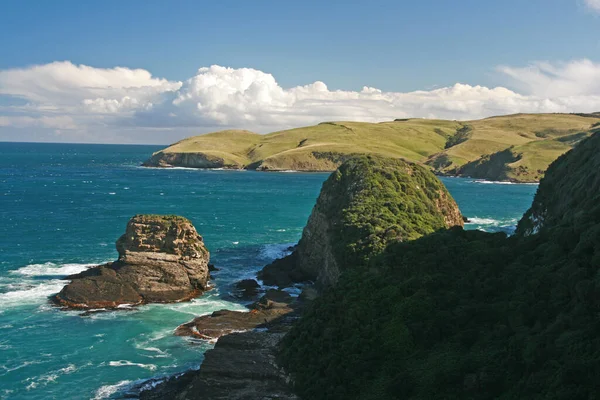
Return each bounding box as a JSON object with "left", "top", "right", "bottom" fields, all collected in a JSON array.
[{"left": 147, "top": 113, "right": 600, "bottom": 182}]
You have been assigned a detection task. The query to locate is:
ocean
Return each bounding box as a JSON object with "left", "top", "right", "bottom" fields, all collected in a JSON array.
[{"left": 0, "top": 142, "right": 538, "bottom": 399}]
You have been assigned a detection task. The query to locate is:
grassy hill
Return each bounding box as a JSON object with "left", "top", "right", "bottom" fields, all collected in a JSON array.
[{"left": 143, "top": 113, "right": 600, "bottom": 182}]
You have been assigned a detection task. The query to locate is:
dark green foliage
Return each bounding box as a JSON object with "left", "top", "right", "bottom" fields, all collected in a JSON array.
[
  {"left": 445, "top": 124, "right": 472, "bottom": 149},
  {"left": 306, "top": 155, "right": 459, "bottom": 268},
  {"left": 517, "top": 132, "right": 600, "bottom": 236},
  {"left": 281, "top": 134, "right": 600, "bottom": 399}
]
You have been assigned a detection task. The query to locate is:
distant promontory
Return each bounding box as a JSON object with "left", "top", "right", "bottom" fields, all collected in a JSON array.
[{"left": 142, "top": 113, "right": 600, "bottom": 183}]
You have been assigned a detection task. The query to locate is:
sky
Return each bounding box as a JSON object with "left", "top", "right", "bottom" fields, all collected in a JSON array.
[{"left": 1, "top": 0, "right": 600, "bottom": 144}]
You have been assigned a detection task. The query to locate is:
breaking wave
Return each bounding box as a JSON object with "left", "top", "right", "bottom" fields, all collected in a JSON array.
[
  {"left": 0, "top": 261, "right": 106, "bottom": 310},
  {"left": 259, "top": 243, "right": 295, "bottom": 261},
  {"left": 11, "top": 262, "right": 97, "bottom": 277}
]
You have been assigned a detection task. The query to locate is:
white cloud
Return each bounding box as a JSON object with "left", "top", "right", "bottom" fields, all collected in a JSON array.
[
  {"left": 498, "top": 59, "right": 600, "bottom": 97},
  {"left": 584, "top": 0, "right": 600, "bottom": 12},
  {"left": 2, "top": 59, "right": 600, "bottom": 143}
]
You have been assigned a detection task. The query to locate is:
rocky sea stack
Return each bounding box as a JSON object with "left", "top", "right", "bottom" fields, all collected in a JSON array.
[
  {"left": 52, "top": 215, "right": 210, "bottom": 309},
  {"left": 259, "top": 155, "right": 464, "bottom": 288}
]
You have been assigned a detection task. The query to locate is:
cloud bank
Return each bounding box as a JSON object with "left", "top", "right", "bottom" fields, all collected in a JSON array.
[{"left": 2, "top": 59, "right": 600, "bottom": 143}]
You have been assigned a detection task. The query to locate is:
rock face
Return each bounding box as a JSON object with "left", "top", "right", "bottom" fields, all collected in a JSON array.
[
  {"left": 141, "top": 290, "right": 304, "bottom": 399},
  {"left": 259, "top": 155, "right": 463, "bottom": 288},
  {"left": 143, "top": 152, "right": 231, "bottom": 169},
  {"left": 140, "top": 329, "right": 299, "bottom": 400},
  {"left": 52, "top": 215, "right": 210, "bottom": 309}
]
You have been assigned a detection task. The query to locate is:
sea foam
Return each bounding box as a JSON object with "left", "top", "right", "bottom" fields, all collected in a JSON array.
[
  {"left": 0, "top": 262, "right": 105, "bottom": 309},
  {"left": 108, "top": 360, "right": 157, "bottom": 371},
  {"left": 0, "top": 280, "right": 66, "bottom": 308},
  {"left": 93, "top": 380, "right": 132, "bottom": 400},
  {"left": 472, "top": 179, "right": 538, "bottom": 186},
  {"left": 11, "top": 262, "right": 97, "bottom": 277},
  {"left": 259, "top": 243, "right": 295, "bottom": 261}
]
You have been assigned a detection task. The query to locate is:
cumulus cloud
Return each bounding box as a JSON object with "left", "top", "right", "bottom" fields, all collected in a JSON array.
[{"left": 2, "top": 59, "right": 600, "bottom": 142}]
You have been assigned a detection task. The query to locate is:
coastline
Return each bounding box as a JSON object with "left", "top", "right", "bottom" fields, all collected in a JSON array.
[{"left": 141, "top": 163, "right": 542, "bottom": 184}]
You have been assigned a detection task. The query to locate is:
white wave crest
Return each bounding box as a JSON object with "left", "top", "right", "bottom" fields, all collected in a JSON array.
[
  {"left": 11, "top": 261, "right": 98, "bottom": 277},
  {"left": 472, "top": 179, "right": 538, "bottom": 186},
  {"left": 0, "top": 280, "right": 66, "bottom": 308},
  {"left": 93, "top": 380, "right": 132, "bottom": 400},
  {"left": 259, "top": 243, "right": 295, "bottom": 261},
  {"left": 466, "top": 217, "right": 499, "bottom": 225},
  {"left": 137, "top": 346, "right": 170, "bottom": 358},
  {"left": 466, "top": 217, "right": 518, "bottom": 226},
  {"left": 108, "top": 360, "right": 157, "bottom": 371}
]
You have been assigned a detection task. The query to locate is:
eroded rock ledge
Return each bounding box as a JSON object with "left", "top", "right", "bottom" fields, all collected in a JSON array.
[
  {"left": 52, "top": 215, "right": 210, "bottom": 309},
  {"left": 140, "top": 291, "right": 303, "bottom": 400}
]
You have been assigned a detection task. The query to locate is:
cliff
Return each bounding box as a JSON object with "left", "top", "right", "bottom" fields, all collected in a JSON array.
[
  {"left": 52, "top": 215, "right": 210, "bottom": 309},
  {"left": 259, "top": 155, "right": 463, "bottom": 288},
  {"left": 516, "top": 131, "right": 600, "bottom": 235},
  {"left": 281, "top": 133, "right": 600, "bottom": 399},
  {"left": 143, "top": 113, "right": 600, "bottom": 182}
]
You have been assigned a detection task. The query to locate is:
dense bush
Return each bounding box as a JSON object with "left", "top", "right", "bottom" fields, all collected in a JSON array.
[
  {"left": 281, "top": 134, "right": 600, "bottom": 399},
  {"left": 311, "top": 155, "right": 461, "bottom": 268}
]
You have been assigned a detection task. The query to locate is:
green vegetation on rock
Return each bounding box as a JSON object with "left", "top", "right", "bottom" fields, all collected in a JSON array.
[
  {"left": 257, "top": 155, "right": 463, "bottom": 288},
  {"left": 280, "top": 133, "right": 600, "bottom": 399},
  {"left": 143, "top": 113, "right": 600, "bottom": 182}
]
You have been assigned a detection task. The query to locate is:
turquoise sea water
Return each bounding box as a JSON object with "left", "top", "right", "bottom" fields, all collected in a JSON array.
[{"left": 0, "top": 142, "right": 538, "bottom": 399}]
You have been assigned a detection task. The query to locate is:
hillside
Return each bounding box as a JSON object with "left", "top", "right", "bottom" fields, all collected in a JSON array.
[
  {"left": 143, "top": 113, "right": 600, "bottom": 182},
  {"left": 280, "top": 133, "right": 600, "bottom": 399}
]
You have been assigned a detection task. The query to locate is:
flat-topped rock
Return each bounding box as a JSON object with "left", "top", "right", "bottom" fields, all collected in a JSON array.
[{"left": 52, "top": 215, "right": 210, "bottom": 309}]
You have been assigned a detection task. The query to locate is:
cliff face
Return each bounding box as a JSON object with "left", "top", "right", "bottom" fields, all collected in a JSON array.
[
  {"left": 516, "top": 132, "right": 600, "bottom": 236},
  {"left": 53, "top": 215, "right": 210, "bottom": 308},
  {"left": 259, "top": 155, "right": 463, "bottom": 288},
  {"left": 142, "top": 151, "right": 231, "bottom": 169}
]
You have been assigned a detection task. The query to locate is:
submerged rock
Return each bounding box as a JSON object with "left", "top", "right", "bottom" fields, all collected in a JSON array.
[
  {"left": 52, "top": 215, "right": 210, "bottom": 309},
  {"left": 232, "top": 278, "right": 261, "bottom": 300}
]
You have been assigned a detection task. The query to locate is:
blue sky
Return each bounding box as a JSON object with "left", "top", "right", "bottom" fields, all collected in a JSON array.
[{"left": 1, "top": 0, "right": 600, "bottom": 143}]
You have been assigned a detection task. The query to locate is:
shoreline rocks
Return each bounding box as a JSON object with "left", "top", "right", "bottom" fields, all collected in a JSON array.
[
  {"left": 175, "top": 289, "right": 295, "bottom": 341},
  {"left": 140, "top": 326, "right": 299, "bottom": 400},
  {"left": 52, "top": 215, "right": 210, "bottom": 309}
]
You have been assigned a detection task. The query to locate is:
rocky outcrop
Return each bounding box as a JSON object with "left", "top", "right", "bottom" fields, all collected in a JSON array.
[
  {"left": 143, "top": 151, "right": 232, "bottom": 169},
  {"left": 232, "top": 279, "right": 261, "bottom": 300},
  {"left": 140, "top": 328, "right": 299, "bottom": 400},
  {"left": 175, "top": 290, "right": 294, "bottom": 341},
  {"left": 259, "top": 155, "right": 463, "bottom": 288},
  {"left": 52, "top": 215, "right": 210, "bottom": 309},
  {"left": 140, "top": 290, "right": 304, "bottom": 399}
]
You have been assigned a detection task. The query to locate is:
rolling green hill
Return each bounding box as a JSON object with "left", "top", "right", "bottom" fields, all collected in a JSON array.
[{"left": 143, "top": 113, "right": 600, "bottom": 182}]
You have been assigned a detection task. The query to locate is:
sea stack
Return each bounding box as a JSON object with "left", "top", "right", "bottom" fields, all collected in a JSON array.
[
  {"left": 258, "top": 155, "right": 464, "bottom": 288},
  {"left": 52, "top": 215, "right": 210, "bottom": 309}
]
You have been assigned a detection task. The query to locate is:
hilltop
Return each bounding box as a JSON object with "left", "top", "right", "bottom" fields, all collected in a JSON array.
[{"left": 143, "top": 113, "right": 600, "bottom": 182}]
